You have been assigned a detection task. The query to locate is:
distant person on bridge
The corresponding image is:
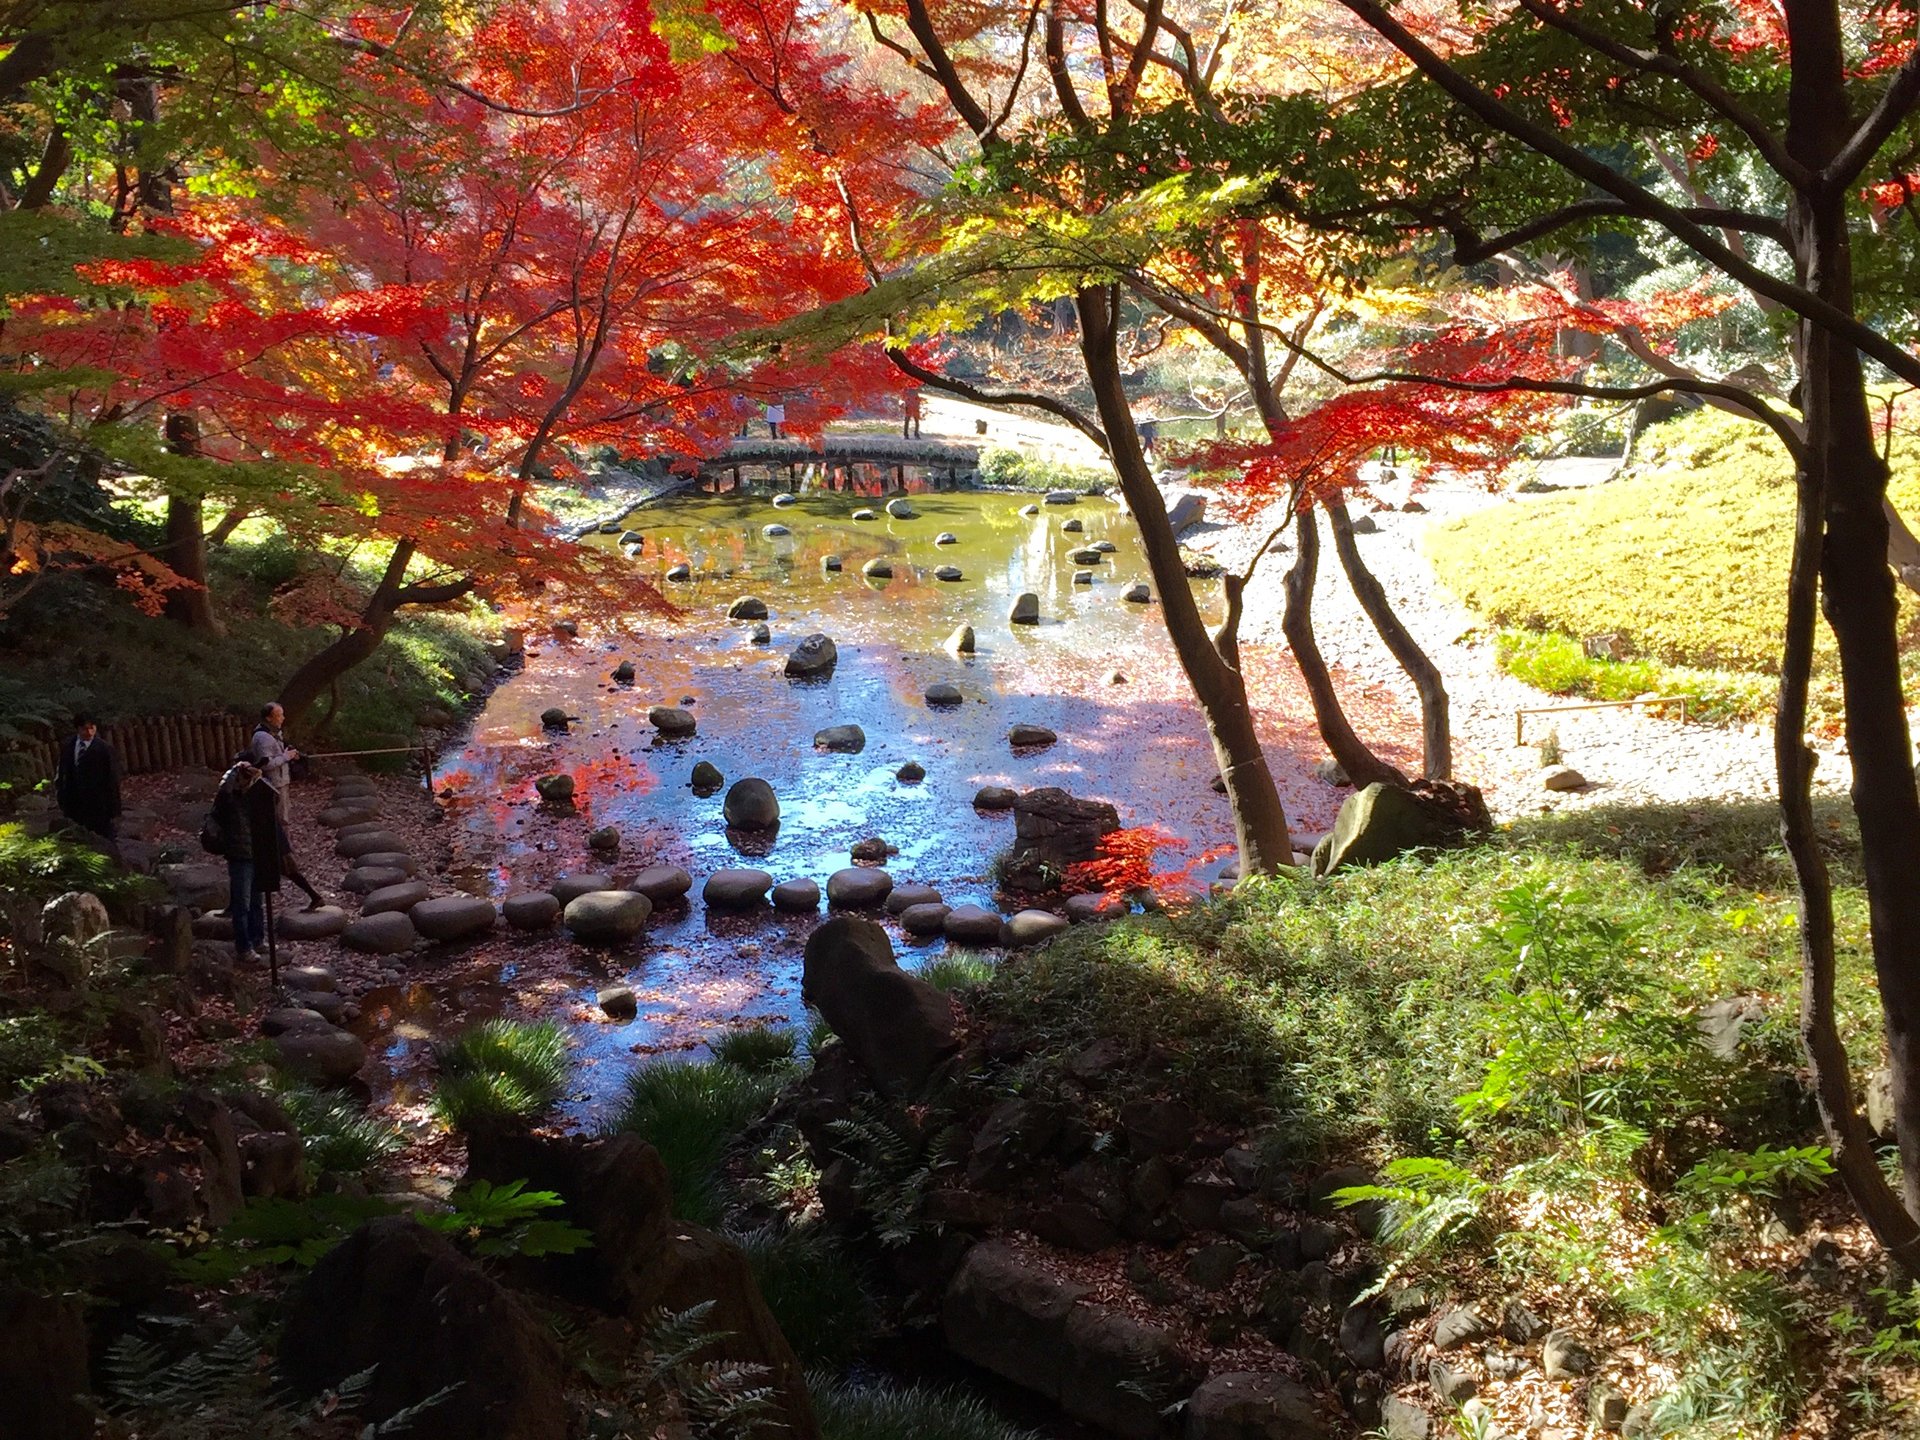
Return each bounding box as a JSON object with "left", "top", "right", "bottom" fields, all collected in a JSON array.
[
  {"left": 765, "top": 402, "right": 785, "bottom": 439},
  {"left": 903, "top": 390, "right": 922, "bottom": 439},
  {"left": 1138, "top": 417, "right": 1159, "bottom": 455}
]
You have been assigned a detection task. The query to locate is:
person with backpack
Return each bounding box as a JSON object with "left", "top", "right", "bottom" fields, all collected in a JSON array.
[{"left": 208, "top": 762, "right": 267, "bottom": 961}]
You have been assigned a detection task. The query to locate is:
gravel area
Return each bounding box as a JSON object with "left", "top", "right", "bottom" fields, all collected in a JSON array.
[{"left": 1190, "top": 462, "right": 1855, "bottom": 822}]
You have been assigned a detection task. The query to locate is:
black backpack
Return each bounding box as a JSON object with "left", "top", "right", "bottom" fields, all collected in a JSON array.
[{"left": 198, "top": 809, "right": 225, "bottom": 856}]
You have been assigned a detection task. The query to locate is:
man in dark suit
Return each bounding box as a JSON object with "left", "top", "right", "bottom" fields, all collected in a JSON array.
[{"left": 53, "top": 712, "right": 121, "bottom": 839}]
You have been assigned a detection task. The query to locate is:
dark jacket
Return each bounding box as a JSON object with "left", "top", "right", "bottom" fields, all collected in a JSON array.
[
  {"left": 54, "top": 734, "right": 121, "bottom": 828},
  {"left": 210, "top": 773, "right": 259, "bottom": 861}
]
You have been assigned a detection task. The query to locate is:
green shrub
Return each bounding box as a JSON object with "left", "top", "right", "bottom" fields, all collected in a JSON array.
[
  {"left": 977, "top": 446, "right": 1111, "bottom": 492},
  {"left": 0, "top": 1013, "right": 68, "bottom": 1096},
  {"left": 1493, "top": 629, "right": 1774, "bottom": 724},
  {"left": 611, "top": 1060, "right": 779, "bottom": 1226},
  {"left": 811, "top": 1375, "right": 1040, "bottom": 1440},
  {"left": 709, "top": 1025, "right": 798, "bottom": 1074},
  {"left": 0, "top": 822, "right": 151, "bottom": 915},
  {"left": 731, "top": 1225, "right": 876, "bottom": 1367},
  {"left": 430, "top": 1020, "right": 568, "bottom": 1133}
]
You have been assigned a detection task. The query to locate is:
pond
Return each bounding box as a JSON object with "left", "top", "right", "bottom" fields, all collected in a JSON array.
[{"left": 419, "top": 482, "right": 1345, "bottom": 1120}]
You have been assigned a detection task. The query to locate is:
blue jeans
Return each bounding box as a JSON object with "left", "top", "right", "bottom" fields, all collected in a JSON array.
[{"left": 227, "top": 859, "right": 265, "bottom": 957}]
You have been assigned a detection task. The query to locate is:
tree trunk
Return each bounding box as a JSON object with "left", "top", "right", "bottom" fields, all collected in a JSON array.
[
  {"left": 159, "top": 413, "right": 220, "bottom": 633},
  {"left": 1076, "top": 286, "right": 1295, "bottom": 873},
  {"left": 1325, "top": 499, "right": 1453, "bottom": 779},
  {"left": 1281, "top": 506, "right": 1406, "bottom": 789},
  {"left": 278, "top": 543, "right": 414, "bottom": 730},
  {"left": 1781, "top": 0, "right": 1920, "bottom": 1254}
]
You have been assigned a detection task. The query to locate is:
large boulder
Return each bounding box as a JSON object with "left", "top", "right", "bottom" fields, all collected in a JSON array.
[
  {"left": 462, "top": 1132, "right": 820, "bottom": 1440},
  {"left": 724, "top": 778, "right": 780, "bottom": 829},
  {"left": 280, "top": 1217, "right": 567, "bottom": 1440},
  {"left": 0, "top": 1289, "right": 89, "bottom": 1440},
  {"left": 564, "top": 890, "right": 652, "bottom": 944},
  {"left": 1316, "top": 782, "right": 1467, "bottom": 877},
  {"left": 1165, "top": 492, "right": 1208, "bottom": 533},
  {"left": 410, "top": 896, "right": 498, "bottom": 943},
  {"left": 1009, "top": 592, "right": 1040, "bottom": 625},
  {"left": 1185, "top": 1373, "right": 1331, "bottom": 1440},
  {"left": 826, "top": 867, "right": 893, "bottom": 908},
  {"left": 785, "top": 633, "right": 838, "bottom": 678},
  {"left": 1002, "top": 787, "right": 1120, "bottom": 892},
  {"left": 885, "top": 497, "right": 918, "bottom": 519},
  {"left": 41, "top": 892, "right": 109, "bottom": 947},
  {"left": 802, "top": 916, "right": 958, "bottom": 1097},
  {"left": 341, "top": 911, "right": 418, "bottom": 955},
  {"left": 704, "top": 869, "right": 774, "bottom": 908},
  {"left": 727, "top": 595, "right": 769, "bottom": 620},
  {"left": 273, "top": 1025, "right": 367, "bottom": 1085},
  {"left": 944, "top": 1241, "right": 1187, "bottom": 1440}
]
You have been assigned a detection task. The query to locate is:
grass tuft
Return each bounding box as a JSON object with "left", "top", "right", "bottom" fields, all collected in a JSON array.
[
  {"left": 810, "top": 1374, "right": 1041, "bottom": 1440},
  {"left": 611, "top": 1060, "right": 779, "bottom": 1226},
  {"left": 276, "top": 1084, "right": 402, "bottom": 1177},
  {"left": 731, "top": 1225, "right": 877, "bottom": 1368},
  {"left": 709, "top": 1025, "right": 799, "bottom": 1074},
  {"left": 915, "top": 953, "right": 996, "bottom": 992},
  {"left": 430, "top": 1019, "right": 568, "bottom": 1133}
]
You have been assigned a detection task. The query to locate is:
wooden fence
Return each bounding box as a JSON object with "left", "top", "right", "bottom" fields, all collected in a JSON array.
[{"left": 8, "top": 713, "right": 255, "bottom": 782}]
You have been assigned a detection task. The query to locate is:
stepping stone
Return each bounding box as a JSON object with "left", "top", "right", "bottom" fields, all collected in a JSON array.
[
  {"left": 785, "top": 633, "right": 837, "bottom": 678},
  {"left": 612, "top": 661, "right": 635, "bottom": 683},
  {"left": 1073, "top": 570, "right": 1093, "bottom": 585},
  {"left": 588, "top": 827, "right": 621, "bottom": 853},
  {"left": 728, "top": 596, "right": 769, "bottom": 620},
  {"left": 885, "top": 882, "right": 944, "bottom": 914},
  {"left": 332, "top": 778, "right": 378, "bottom": 799},
  {"left": 974, "top": 785, "right": 1018, "bottom": 810},
  {"left": 762, "top": 523, "right": 791, "bottom": 538},
  {"left": 704, "top": 869, "right": 774, "bottom": 908},
  {"left": 336, "top": 829, "right": 404, "bottom": 859},
  {"left": 925, "top": 683, "right": 963, "bottom": 706},
  {"left": 274, "top": 1026, "right": 366, "bottom": 1085},
  {"left": 1009, "top": 724, "right": 1057, "bottom": 748},
  {"left": 1064, "top": 892, "right": 1114, "bottom": 924},
  {"left": 814, "top": 724, "right": 866, "bottom": 753},
  {"left": 261, "top": 1007, "right": 330, "bottom": 1037},
  {"left": 351, "top": 851, "right": 415, "bottom": 876},
  {"left": 1123, "top": 583, "right": 1151, "bottom": 603},
  {"left": 535, "top": 774, "right": 575, "bottom": 803},
  {"left": 318, "top": 804, "right": 379, "bottom": 830},
  {"left": 724, "top": 778, "right": 781, "bottom": 829},
  {"left": 598, "top": 985, "right": 638, "bottom": 1019},
  {"left": 1070, "top": 548, "right": 1104, "bottom": 564},
  {"left": 334, "top": 820, "right": 393, "bottom": 843},
  {"left": 1044, "top": 490, "right": 1079, "bottom": 505},
  {"left": 552, "top": 872, "right": 616, "bottom": 906},
  {"left": 341, "top": 911, "right": 418, "bottom": 955},
  {"left": 899, "top": 902, "right": 951, "bottom": 936},
  {"left": 826, "top": 867, "right": 893, "bottom": 908},
  {"left": 772, "top": 493, "right": 797, "bottom": 506},
  {"left": 341, "top": 867, "right": 408, "bottom": 895},
  {"left": 1091, "top": 540, "right": 1117, "bottom": 553},
  {"left": 1009, "top": 592, "right": 1040, "bottom": 624},
  {"left": 861, "top": 558, "right": 892, "bottom": 579},
  {"left": 192, "top": 911, "right": 234, "bottom": 941},
  {"left": 897, "top": 761, "right": 926, "bottom": 783},
  {"left": 649, "top": 706, "right": 697, "bottom": 738},
  {"left": 885, "top": 498, "right": 918, "bottom": 518},
  {"left": 276, "top": 907, "right": 353, "bottom": 941},
  {"left": 772, "top": 878, "right": 821, "bottom": 911},
  {"left": 666, "top": 563, "right": 691, "bottom": 581},
  {"left": 409, "top": 895, "right": 498, "bottom": 943},
  {"left": 749, "top": 623, "right": 771, "bottom": 644},
  {"left": 944, "top": 904, "right": 1007, "bottom": 946},
  {"left": 1007, "top": 910, "right": 1070, "bottom": 946},
  {"left": 690, "top": 761, "right": 724, "bottom": 794},
  {"left": 934, "top": 532, "right": 959, "bottom": 545},
  {"left": 564, "top": 890, "right": 651, "bottom": 943},
  {"left": 946, "top": 624, "right": 975, "bottom": 654},
  {"left": 852, "top": 508, "right": 876, "bottom": 521},
  {"left": 619, "top": 529, "right": 642, "bottom": 544},
  {"left": 933, "top": 565, "right": 963, "bottom": 581},
  {"left": 504, "top": 891, "right": 561, "bottom": 930},
  {"left": 821, "top": 554, "right": 843, "bottom": 571},
  {"left": 1061, "top": 517, "right": 1084, "bottom": 533},
  {"left": 361, "top": 881, "right": 431, "bottom": 917},
  {"left": 282, "top": 964, "right": 338, "bottom": 992},
  {"left": 294, "top": 990, "right": 348, "bottom": 1024},
  {"left": 1020, "top": 504, "right": 1040, "bottom": 516},
  {"left": 630, "top": 865, "right": 694, "bottom": 903}
]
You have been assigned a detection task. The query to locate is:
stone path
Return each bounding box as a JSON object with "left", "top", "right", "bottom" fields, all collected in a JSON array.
[{"left": 1200, "top": 463, "right": 1855, "bottom": 821}]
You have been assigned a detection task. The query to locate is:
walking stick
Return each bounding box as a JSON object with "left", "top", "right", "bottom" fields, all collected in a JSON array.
[{"left": 265, "top": 892, "right": 279, "bottom": 992}]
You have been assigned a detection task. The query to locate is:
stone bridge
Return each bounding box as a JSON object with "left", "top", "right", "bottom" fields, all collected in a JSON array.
[{"left": 695, "top": 435, "right": 983, "bottom": 488}]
